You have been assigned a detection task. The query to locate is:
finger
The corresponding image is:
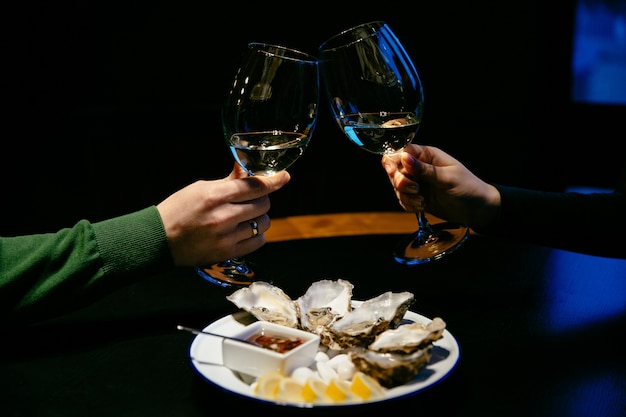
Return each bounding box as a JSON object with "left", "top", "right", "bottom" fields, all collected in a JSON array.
[
  {"left": 402, "top": 143, "right": 428, "bottom": 160},
  {"left": 238, "top": 215, "right": 269, "bottom": 240},
  {"left": 228, "top": 162, "right": 250, "bottom": 180},
  {"left": 400, "top": 152, "right": 418, "bottom": 178},
  {"left": 252, "top": 170, "right": 291, "bottom": 194},
  {"left": 382, "top": 154, "right": 401, "bottom": 175},
  {"left": 398, "top": 193, "right": 425, "bottom": 212},
  {"left": 400, "top": 151, "right": 434, "bottom": 182},
  {"left": 233, "top": 215, "right": 270, "bottom": 255},
  {"left": 396, "top": 173, "right": 419, "bottom": 194},
  {"left": 219, "top": 170, "right": 291, "bottom": 204}
]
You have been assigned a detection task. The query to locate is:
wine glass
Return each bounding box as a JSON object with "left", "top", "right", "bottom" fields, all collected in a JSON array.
[
  {"left": 196, "top": 42, "right": 319, "bottom": 287},
  {"left": 319, "top": 21, "right": 469, "bottom": 265}
]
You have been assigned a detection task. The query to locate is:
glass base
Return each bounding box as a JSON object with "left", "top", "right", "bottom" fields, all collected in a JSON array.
[
  {"left": 195, "top": 258, "right": 263, "bottom": 288},
  {"left": 393, "top": 222, "right": 470, "bottom": 265}
]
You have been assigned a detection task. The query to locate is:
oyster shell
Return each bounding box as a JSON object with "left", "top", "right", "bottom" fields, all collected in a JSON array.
[
  {"left": 368, "top": 317, "right": 446, "bottom": 354},
  {"left": 349, "top": 317, "right": 446, "bottom": 388},
  {"left": 296, "top": 279, "right": 354, "bottom": 334},
  {"left": 350, "top": 346, "right": 433, "bottom": 389},
  {"left": 224, "top": 279, "right": 447, "bottom": 389},
  {"left": 319, "top": 291, "right": 415, "bottom": 350},
  {"left": 226, "top": 281, "right": 299, "bottom": 328}
]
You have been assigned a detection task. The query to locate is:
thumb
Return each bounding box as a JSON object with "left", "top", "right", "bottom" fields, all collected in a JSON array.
[{"left": 253, "top": 170, "right": 291, "bottom": 192}]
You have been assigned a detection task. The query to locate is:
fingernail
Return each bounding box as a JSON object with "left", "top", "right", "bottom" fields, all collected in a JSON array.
[{"left": 404, "top": 153, "right": 417, "bottom": 164}]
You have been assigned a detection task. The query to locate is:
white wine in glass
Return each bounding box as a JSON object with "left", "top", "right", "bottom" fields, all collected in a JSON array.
[
  {"left": 319, "top": 21, "right": 469, "bottom": 265},
  {"left": 196, "top": 42, "right": 319, "bottom": 287}
]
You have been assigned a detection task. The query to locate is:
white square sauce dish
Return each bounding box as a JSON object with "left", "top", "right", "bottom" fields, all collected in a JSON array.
[{"left": 222, "top": 321, "right": 320, "bottom": 378}]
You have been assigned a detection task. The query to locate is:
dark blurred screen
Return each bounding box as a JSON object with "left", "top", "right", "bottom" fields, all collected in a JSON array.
[{"left": 571, "top": 0, "right": 626, "bottom": 105}]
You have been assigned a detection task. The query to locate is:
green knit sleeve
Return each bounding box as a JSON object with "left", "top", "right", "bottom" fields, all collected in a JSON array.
[
  {"left": 0, "top": 206, "right": 173, "bottom": 323},
  {"left": 92, "top": 206, "right": 173, "bottom": 277}
]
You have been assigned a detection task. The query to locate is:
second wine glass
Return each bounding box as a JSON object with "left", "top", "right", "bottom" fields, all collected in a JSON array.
[
  {"left": 196, "top": 42, "right": 319, "bottom": 287},
  {"left": 319, "top": 21, "right": 469, "bottom": 265}
]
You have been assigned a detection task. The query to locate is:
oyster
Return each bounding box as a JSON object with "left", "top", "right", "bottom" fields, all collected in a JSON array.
[
  {"left": 368, "top": 317, "right": 446, "bottom": 354},
  {"left": 350, "top": 318, "right": 446, "bottom": 388},
  {"left": 226, "top": 281, "right": 299, "bottom": 328},
  {"left": 296, "top": 279, "right": 354, "bottom": 334},
  {"left": 350, "top": 346, "right": 433, "bottom": 389},
  {"left": 319, "top": 291, "right": 415, "bottom": 350},
  {"left": 224, "top": 279, "right": 448, "bottom": 390}
]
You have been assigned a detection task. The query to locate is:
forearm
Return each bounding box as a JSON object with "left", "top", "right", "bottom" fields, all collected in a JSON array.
[
  {"left": 475, "top": 185, "right": 626, "bottom": 258},
  {"left": 93, "top": 206, "right": 173, "bottom": 277},
  {"left": 0, "top": 206, "right": 173, "bottom": 324}
]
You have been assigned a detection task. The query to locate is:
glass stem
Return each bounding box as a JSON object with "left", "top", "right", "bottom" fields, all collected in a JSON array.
[
  {"left": 222, "top": 257, "right": 252, "bottom": 274},
  {"left": 413, "top": 211, "right": 439, "bottom": 246}
]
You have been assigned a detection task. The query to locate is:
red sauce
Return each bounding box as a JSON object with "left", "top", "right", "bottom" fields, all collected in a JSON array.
[{"left": 247, "top": 332, "right": 304, "bottom": 353}]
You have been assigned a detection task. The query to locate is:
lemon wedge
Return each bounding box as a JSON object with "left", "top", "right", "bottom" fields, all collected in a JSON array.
[
  {"left": 252, "top": 370, "right": 386, "bottom": 405},
  {"left": 326, "top": 378, "right": 358, "bottom": 403},
  {"left": 274, "top": 377, "right": 305, "bottom": 403},
  {"left": 253, "top": 372, "right": 283, "bottom": 399},
  {"left": 350, "top": 372, "right": 386, "bottom": 401},
  {"left": 301, "top": 377, "right": 332, "bottom": 404}
]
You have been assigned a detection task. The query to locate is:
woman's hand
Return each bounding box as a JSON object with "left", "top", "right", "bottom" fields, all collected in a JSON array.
[{"left": 382, "top": 144, "right": 500, "bottom": 229}]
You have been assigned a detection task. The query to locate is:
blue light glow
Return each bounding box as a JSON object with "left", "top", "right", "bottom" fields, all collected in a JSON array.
[
  {"left": 541, "top": 186, "right": 626, "bottom": 332},
  {"left": 542, "top": 249, "right": 626, "bottom": 332}
]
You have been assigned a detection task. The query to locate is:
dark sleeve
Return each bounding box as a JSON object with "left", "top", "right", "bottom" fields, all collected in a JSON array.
[
  {"left": 0, "top": 206, "right": 173, "bottom": 324},
  {"left": 475, "top": 185, "right": 626, "bottom": 259}
]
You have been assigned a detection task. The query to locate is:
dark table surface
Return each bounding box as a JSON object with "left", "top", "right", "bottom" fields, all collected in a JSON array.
[{"left": 2, "top": 221, "right": 625, "bottom": 417}]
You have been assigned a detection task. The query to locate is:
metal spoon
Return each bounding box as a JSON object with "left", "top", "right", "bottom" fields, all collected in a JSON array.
[{"left": 176, "top": 324, "right": 262, "bottom": 347}]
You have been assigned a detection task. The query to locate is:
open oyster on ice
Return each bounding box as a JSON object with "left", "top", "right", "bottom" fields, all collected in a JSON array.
[
  {"left": 350, "top": 317, "right": 446, "bottom": 388},
  {"left": 296, "top": 279, "right": 353, "bottom": 334},
  {"left": 226, "top": 281, "right": 299, "bottom": 328},
  {"left": 318, "top": 291, "right": 415, "bottom": 350}
]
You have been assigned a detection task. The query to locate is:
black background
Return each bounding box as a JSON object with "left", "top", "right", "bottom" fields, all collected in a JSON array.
[{"left": 3, "top": 0, "right": 625, "bottom": 236}]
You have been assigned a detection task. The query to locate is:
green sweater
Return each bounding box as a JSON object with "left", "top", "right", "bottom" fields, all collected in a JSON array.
[{"left": 0, "top": 206, "right": 173, "bottom": 324}]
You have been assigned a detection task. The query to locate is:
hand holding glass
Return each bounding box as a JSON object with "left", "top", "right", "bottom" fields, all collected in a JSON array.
[
  {"left": 197, "top": 43, "right": 319, "bottom": 287},
  {"left": 319, "top": 21, "right": 468, "bottom": 264}
]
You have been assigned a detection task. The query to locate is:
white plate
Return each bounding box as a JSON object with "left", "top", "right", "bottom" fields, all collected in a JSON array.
[{"left": 187, "top": 302, "right": 460, "bottom": 408}]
